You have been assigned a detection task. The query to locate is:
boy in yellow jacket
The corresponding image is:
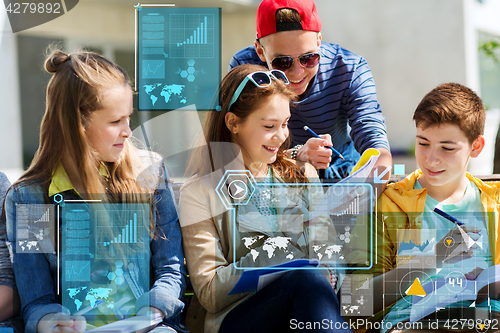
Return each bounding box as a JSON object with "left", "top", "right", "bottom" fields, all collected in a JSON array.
[{"left": 348, "top": 83, "right": 500, "bottom": 331}]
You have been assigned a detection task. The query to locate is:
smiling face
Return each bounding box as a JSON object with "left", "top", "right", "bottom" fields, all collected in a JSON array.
[
  {"left": 228, "top": 94, "right": 290, "bottom": 175},
  {"left": 415, "top": 123, "right": 484, "bottom": 200},
  {"left": 85, "top": 85, "right": 133, "bottom": 163},
  {"left": 256, "top": 30, "right": 321, "bottom": 99}
]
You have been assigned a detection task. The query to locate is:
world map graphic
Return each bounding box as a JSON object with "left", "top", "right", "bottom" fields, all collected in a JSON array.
[{"left": 143, "top": 83, "right": 187, "bottom": 106}]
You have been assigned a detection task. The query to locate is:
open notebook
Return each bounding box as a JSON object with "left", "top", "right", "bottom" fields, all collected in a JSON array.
[{"left": 410, "top": 265, "right": 500, "bottom": 322}]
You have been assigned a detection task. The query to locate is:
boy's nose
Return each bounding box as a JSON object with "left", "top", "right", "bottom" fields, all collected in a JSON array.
[
  {"left": 426, "top": 149, "right": 440, "bottom": 165},
  {"left": 286, "top": 59, "right": 305, "bottom": 76}
]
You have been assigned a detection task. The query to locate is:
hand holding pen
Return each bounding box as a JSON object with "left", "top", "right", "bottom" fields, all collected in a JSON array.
[
  {"left": 433, "top": 207, "right": 482, "bottom": 264},
  {"left": 303, "top": 126, "right": 344, "bottom": 160},
  {"left": 295, "top": 127, "right": 343, "bottom": 169}
]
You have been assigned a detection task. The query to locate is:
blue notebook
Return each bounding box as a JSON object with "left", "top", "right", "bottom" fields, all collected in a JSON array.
[{"left": 229, "top": 259, "right": 319, "bottom": 295}]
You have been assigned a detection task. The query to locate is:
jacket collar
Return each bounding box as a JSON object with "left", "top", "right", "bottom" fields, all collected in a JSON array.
[
  {"left": 383, "top": 169, "right": 499, "bottom": 213},
  {"left": 48, "top": 164, "right": 109, "bottom": 197}
]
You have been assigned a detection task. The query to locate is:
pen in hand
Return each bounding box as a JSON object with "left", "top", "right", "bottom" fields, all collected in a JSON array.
[
  {"left": 303, "top": 126, "right": 344, "bottom": 160},
  {"left": 432, "top": 207, "right": 464, "bottom": 226}
]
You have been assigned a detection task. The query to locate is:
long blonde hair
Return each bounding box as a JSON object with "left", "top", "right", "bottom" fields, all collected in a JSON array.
[{"left": 18, "top": 48, "right": 147, "bottom": 202}]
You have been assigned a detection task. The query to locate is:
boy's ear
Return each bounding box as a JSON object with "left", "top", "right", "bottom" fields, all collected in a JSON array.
[
  {"left": 254, "top": 39, "right": 268, "bottom": 64},
  {"left": 470, "top": 135, "right": 485, "bottom": 158},
  {"left": 225, "top": 112, "right": 240, "bottom": 134}
]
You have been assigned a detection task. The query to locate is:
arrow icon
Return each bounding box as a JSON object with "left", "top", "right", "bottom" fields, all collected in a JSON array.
[
  {"left": 373, "top": 166, "right": 392, "bottom": 183},
  {"left": 228, "top": 180, "right": 248, "bottom": 200},
  {"left": 233, "top": 184, "right": 244, "bottom": 196},
  {"left": 456, "top": 226, "right": 483, "bottom": 249},
  {"left": 457, "top": 225, "right": 474, "bottom": 248}
]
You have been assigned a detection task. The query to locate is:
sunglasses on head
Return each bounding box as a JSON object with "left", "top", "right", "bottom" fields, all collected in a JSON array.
[
  {"left": 268, "top": 52, "right": 321, "bottom": 72},
  {"left": 227, "top": 70, "right": 289, "bottom": 111}
]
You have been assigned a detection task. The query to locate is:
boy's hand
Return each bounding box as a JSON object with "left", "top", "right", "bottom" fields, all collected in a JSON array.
[
  {"left": 37, "top": 313, "right": 86, "bottom": 333},
  {"left": 297, "top": 134, "right": 333, "bottom": 169},
  {"left": 466, "top": 268, "right": 500, "bottom": 304},
  {"left": 436, "top": 226, "right": 481, "bottom": 265},
  {"left": 465, "top": 267, "right": 484, "bottom": 280}
]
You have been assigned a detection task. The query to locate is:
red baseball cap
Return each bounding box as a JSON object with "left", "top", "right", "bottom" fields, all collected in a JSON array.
[{"left": 256, "top": 0, "right": 322, "bottom": 39}]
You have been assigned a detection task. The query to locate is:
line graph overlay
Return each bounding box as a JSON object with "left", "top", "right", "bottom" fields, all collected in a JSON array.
[
  {"left": 65, "top": 260, "right": 90, "bottom": 281},
  {"left": 142, "top": 60, "right": 165, "bottom": 79}
]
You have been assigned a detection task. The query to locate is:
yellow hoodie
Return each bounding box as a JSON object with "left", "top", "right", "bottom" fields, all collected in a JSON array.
[
  {"left": 375, "top": 169, "right": 500, "bottom": 270},
  {"left": 346, "top": 169, "right": 500, "bottom": 329}
]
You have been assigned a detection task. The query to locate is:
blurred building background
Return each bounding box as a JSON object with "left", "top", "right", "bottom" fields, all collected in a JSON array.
[{"left": 1, "top": 0, "right": 500, "bottom": 182}]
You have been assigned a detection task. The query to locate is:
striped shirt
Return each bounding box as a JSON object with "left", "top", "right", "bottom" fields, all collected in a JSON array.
[{"left": 229, "top": 42, "right": 390, "bottom": 156}]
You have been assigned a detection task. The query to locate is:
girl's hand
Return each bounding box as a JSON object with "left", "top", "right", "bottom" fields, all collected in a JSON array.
[
  {"left": 436, "top": 226, "right": 481, "bottom": 265},
  {"left": 136, "top": 306, "right": 164, "bottom": 333},
  {"left": 296, "top": 134, "right": 333, "bottom": 169},
  {"left": 37, "top": 313, "right": 86, "bottom": 333}
]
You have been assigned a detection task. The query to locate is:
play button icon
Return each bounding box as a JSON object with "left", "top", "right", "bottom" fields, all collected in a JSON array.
[
  {"left": 228, "top": 180, "right": 248, "bottom": 200},
  {"left": 215, "top": 171, "right": 256, "bottom": 208}
]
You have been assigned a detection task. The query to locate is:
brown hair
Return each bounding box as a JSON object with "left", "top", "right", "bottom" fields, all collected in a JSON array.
[
  {"left": 188, "top": 64, "right": 307, "bottom": 183},
  {"left": 275, "top": 8, "right": 301, "bottom": 23},
  {"left": 413, "top": 83, "right": 485, "bottom": 143}
]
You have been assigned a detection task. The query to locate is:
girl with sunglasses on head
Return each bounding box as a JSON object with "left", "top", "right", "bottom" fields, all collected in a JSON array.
[
  {"left": 4, "top": 49, "right": 186, "bottom": 333},
  {"left": 179, "top": 64, "right": 351, "bottom": 333}
]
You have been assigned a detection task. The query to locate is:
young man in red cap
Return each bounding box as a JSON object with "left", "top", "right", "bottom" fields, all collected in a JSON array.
[{"left": 229, "top": 0, "right": 392, "bottom": 183}]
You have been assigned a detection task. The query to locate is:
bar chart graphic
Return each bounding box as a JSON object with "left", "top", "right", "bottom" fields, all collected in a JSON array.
[
  {"left": 96, "top": 210, "right": 146, "bottom": 259},
  {"left": 170, "top": 13, "right": 214, "bottom": 58},
  {"left": 333, "top": 195, "right": 360, "bottom": 216},
  {"left": 34, "top": 208, "right": 50, "bottom": 223},
  {"left": 102, "top": 213, "right": 138, "bottom": 246}
]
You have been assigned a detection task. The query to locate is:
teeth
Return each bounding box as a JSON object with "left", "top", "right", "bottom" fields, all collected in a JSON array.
[{"left": 263, "top": 145, "right": 278, "bottom": 150}]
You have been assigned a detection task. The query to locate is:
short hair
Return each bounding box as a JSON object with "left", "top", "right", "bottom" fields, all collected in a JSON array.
[
  {"left": 413, "top": 83, "right": 485, "bottom": 143},
  {"left": 275, "top": 8, "right": 301, "bottom": 24}
]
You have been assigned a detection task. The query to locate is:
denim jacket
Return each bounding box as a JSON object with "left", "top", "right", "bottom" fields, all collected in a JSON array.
[{"left": 5, "top": 165, "right": 187, "bottom": 333}]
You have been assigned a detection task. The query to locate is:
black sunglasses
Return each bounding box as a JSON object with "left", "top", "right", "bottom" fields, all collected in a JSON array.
[{"left": 269, "top": 52, "right": 321, "bottom": 71}]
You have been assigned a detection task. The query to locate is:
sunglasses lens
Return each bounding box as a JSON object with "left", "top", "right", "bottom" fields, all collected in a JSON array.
[
  {"left": 270, "top": 70, "right": 289, "bottom": 84},
  {"left": 271, "top": 56, "right": 294, "bottom": 71},
  {"left": 251, "top": 72, "right": 271, "bottom": 86},
  {"left": 299, "top": 53, "right": 320, "bottom": 67}
]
